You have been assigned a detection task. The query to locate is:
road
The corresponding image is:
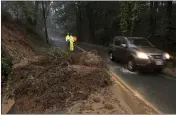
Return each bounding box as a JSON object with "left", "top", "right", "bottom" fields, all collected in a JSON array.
[{"left": 52, "top": 38, "right": 176, "bottom": 114}]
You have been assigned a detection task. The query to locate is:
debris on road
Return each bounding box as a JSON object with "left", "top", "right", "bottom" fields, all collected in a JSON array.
[
  {"left": 70, "top": 50, "right": 107, "bottom": 68},
  {"left": 7, "top": 51, "right": 112, "bottom": 113},
  {"left": 66, "top": 85, "right": 132, "bottom": 114}
]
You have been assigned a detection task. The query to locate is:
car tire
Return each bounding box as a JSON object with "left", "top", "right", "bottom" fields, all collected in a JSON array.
[
  {"left": 155, "top": 68, "right": 163, "bottom": 73},
  {"left": 109, "top": 52, "right": 115, "bottom": 61},
  {"left": 127, "top": 59, "right": 137, "bottom": 72}
]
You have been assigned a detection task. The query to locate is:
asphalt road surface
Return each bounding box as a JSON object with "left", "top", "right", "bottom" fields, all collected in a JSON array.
[{"left": 52, "top": 38, "right": 176, "bottom": 114}]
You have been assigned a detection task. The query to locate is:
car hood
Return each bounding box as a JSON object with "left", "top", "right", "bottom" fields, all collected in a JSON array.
[{"left": 131, "top": 47, "right": 164, "bottom": 54}]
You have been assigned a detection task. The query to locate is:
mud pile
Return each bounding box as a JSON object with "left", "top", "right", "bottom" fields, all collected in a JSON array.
[
  {"left": 66, "top": 85, "right": 132, "bottom": 114},
  {"left": 2, "top": 23, "right": 36, "bottom": 65},
  {"left": 70, "top": 50, "right": 106, "bottom": 68},
  {"left": 9, "top": 51, "right": 112, "bottom": 113}
]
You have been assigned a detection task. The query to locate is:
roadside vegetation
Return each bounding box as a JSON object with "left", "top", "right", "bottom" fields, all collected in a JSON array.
[{"left": 1, "top": 48, "right": 12, "bottom": 84}]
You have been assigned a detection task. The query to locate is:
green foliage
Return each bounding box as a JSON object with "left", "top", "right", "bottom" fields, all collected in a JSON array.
[
  {"left": 2, "top": 1, "right": 38, "bottom": 25},
  {"left": 119, "top": 2, "right": 130, "bottom": 35},
  {"left": 52, "top": 2, "right": 77, "bottom": 33},
  {"left": 119, "top": 2, "right": 144, "bottom": 36},
  {"left": 1, "top": 56, "right": 12, "bottom": 78}
]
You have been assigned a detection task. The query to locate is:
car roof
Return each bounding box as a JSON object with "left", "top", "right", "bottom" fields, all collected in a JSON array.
[
  {"left": 114, "top": 36, "right": 144, "bottom": 39},
  {"left": 126, "top": 37, "right": 145, "bottom": 39},
  {"left": 114, "top": 36, "right": 125, "bottom": 38},
  {"left": 113, "top": 36, "right": 146, "bottom": 42}
]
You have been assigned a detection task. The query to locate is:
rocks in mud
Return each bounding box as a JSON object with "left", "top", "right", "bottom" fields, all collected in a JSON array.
[
  {"left": 9, "top": 51, "right": 112, "bottom": 113},
  {"left": 70, "top": 51, "right": 107, "bottom": 68},
  {"left": 93, "top": 96, "right": 101, "bottom": 103},
  {"left": 104, "top": 103, "right": 114, "bottom": 110}
]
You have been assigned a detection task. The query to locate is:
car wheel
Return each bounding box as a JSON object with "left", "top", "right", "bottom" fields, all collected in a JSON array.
[
  {"left": 155, "top": 68, "right": 163, "bottom": 73},
  {"left": 109, "top": 52, "right": 114, "bottom": 61},
  {"left": 127, "top": 59, "right": 136, "bottom": 72}
]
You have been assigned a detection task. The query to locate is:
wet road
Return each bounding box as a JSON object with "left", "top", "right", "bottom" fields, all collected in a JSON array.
[
  {"left": 52, "top": 38, "right": 176, "bottom": 114},
  {"left": 77, "top": 42, "right": 176, "bottom": 114}
]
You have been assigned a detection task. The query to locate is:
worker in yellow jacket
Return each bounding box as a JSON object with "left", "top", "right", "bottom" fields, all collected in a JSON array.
[
  {"left": 69, "top": 34, "right": 74, "bottom": 52},
  {"left": 65, "top": 33, "right": 70, "bottom": 42},
  {"left": 65, "top": 33, "right": 70, "bottom": 51}
]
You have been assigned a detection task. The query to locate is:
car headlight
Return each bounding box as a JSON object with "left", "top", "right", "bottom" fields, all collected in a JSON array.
[
  {"left": 137, "top": 52, "right": 149, "bottom": 59},
  {"left": 164, "top": 53, "right": 170, "bottom": 59}
]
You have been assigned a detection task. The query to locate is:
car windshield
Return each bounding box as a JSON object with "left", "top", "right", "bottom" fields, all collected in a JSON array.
[{"left": 128, "top": 38, "right": 153, "bottom": 47}]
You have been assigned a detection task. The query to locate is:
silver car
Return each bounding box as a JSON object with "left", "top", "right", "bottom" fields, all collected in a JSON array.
[{"left": 109, "top": 36, "right": 170, "bottom": 72}]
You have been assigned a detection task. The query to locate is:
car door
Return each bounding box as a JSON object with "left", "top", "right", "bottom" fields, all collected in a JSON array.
[
  {"left": 118, "top": 38, "right": 128, "bottom": 61},
  {"left": 113, "top": 38, "right": 121, "bottom": 60},
  {"left": 109, "top": 38, "right": 115, "bottom": 53}
]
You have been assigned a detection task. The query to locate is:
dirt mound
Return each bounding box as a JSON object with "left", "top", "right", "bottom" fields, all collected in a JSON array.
[
  {"left": 8, "top": 51, "right": 112, "bottom": 113},
  {"left": 66, "top": 85, "right": 132, "bottom": 114},
  {"left": 2, "top": 23, "right": 37, "bottom": 64},
  {"left": 70, "top": 51, "right": 106, "bottom": 68}
]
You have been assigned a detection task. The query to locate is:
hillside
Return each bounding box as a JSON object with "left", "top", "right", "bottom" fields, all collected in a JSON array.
[{"left": 2, "top": 23, "right": 37, "bottom": 64}]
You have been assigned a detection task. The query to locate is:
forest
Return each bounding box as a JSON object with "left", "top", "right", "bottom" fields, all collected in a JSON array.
[{"left": 2, "top": 1, "right": 176, "bottom": 52}]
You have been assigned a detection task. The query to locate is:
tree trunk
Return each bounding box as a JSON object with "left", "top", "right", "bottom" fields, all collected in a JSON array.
[
  {"left": 104, "top": 11, "right": 108, "bottom": 45},
  {"left": 42, "top": 1, "right": 49, "bottom": 44},
  {"left": 166, "top": 1, "right": 172, "bottom": 30},
  {"left": 16, "top": 3, "right": 19, "bottom": 20},
  {"left": 44, "top": 18, "right": 49, "bottom": 44},
  {"left": 153, "top": 2, "right": 158, "bottom": 33},
  {"left": 127, "top": 2, "right": 132, "bottom": 36},
  {"left": 34, "top": 1, "right": 39, "bottom": 27},
  {"left": 130, "top": 21, "right": 135, "bottom": 36},
  {"left": 149, "top": 1, "right": 153, "bottom": 28},
  {"left": 76, "top": 2, "right": 82, "bottom": 42},
  {"left": 149, "top": 1, "right": 158, "bottom": 36},
  {"left": 166, "top": 1, "right": 172, "bottom": 49},
  {"left": 86, "top": 3, "right": 95, "bottom": 43}
]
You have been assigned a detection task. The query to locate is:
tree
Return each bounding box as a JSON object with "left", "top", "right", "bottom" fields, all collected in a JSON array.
[
  {"left": 119, "top": 2, "right": 144, "bottom": 36},
  {"left": 41, "top": 1, "right": 51, "bottom": 44},
  {"left": 165, "top": 1, "right": 173, "bottom": 50},
  {"left": 149, "top": 1, "right": 159, "bottom": 37},
  {"left": 33, "top": 1, "right": 40, "bottom": 27},
  {"left": 130, "top": 2, "right": 144, "bottom": 36},
  {"left": 52, "top": 1, "right": 176, "bottom": 51}
]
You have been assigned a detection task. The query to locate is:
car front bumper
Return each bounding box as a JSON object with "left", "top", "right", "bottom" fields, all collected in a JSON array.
[{"left": 135, "top": 58, "right": 166, "bottom": 69}]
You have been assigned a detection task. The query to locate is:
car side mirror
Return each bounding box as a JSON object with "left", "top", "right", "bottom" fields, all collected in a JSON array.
[{"left": 121, "top": 44, "right": 127, "bottom": 48}]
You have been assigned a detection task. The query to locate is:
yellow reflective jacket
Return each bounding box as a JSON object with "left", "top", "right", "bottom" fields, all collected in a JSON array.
[
  {"left": 69, "top": 36, "right": 74, "bottom": 51},
  {"left": 65, "top": 35, "right": 70, "bottom": 41}
]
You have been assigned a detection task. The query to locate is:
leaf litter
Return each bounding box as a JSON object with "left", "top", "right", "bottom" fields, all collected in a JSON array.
[{"left": 8, "top": 50, "right": 113, "bottom": 113}]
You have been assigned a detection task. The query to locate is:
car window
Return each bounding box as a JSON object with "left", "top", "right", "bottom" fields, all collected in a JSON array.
[
  {"left": 120, "top": 38, "right": 127, "bottom": 45},
  {"left": 114, "top": 38, "right": 120, "bottom": 46},
  {"left": 128, "top": 38, "right": 153, "bottom": 47},
  {"left": 110, "top": 38, "right": 114, "bottom": 44}
]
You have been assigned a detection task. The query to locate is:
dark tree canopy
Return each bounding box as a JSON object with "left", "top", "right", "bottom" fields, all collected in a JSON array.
[{"left": 2, "top": 1, "right": 176, "bottom": 51}]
